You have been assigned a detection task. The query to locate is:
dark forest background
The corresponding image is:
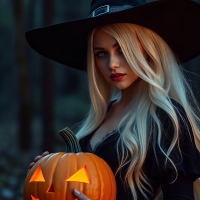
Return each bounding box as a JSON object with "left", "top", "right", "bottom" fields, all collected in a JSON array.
[{"left": 0, "top": 0, "right": 200, "bottom": 199}]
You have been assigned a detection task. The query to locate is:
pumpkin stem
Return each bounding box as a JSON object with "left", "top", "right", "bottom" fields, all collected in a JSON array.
[{"left": 59, "top": 127, "right": 82, "bottom": 153}]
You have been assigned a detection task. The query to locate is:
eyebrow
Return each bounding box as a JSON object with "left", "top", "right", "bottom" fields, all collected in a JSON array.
[{"left": 93, "top": 42, "right": 119, "bottom": 50}]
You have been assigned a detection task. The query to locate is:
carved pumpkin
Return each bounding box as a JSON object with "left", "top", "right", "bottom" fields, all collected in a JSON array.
[{"left": 23, "top": 128, "right": 116, "bottom": 200}]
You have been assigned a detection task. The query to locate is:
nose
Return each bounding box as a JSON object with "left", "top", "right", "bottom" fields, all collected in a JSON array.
[
  {"left": 47, "top": 183, "right": 55, "bottom": 192},
  {"left": 109, "top": 53, "right": 120, "bottom": 70}
]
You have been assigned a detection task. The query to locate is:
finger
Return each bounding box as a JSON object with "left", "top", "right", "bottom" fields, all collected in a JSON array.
[
  {"left": 34, "top": 155, "right": 42, "bottom": 162},
  {"left": 29, "top": 162, "right": 35, "bottom": 169},
  {"left": 74, "top": 189, "right": 90, "bottom": 200},
  {"left": 42, "top": 151, "right": 49, "bottom": 156}
]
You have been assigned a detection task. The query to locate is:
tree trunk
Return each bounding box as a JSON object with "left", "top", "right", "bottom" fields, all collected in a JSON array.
[
  {"left": 13, "top": 0, "right": 32, "bottom": 150},
  {"left": 41, "top": 0, "right": 55, "bottom": 152}
]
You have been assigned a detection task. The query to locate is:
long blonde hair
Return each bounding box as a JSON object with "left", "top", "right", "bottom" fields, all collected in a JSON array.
[{"left": 76, "top": 23, "right": 200, "bottom": 199}]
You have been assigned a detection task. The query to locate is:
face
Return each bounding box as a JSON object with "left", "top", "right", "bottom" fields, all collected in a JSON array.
[{"left": 93, "top": 29, "right": 146, "bottom": 90}]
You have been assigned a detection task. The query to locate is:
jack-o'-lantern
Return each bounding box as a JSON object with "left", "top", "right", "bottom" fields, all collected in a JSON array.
[{"left": 23, "top": 128, "right": 116, "bottom": 200}]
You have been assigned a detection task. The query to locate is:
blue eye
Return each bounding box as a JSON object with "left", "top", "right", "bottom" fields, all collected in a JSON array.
[{"left": 94, "top": 51, "right": 107, "bottom": 58}]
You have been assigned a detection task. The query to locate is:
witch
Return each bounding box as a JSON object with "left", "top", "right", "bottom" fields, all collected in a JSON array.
[{"left": 26, "top": 0, "right": 200, "bottom": 199}]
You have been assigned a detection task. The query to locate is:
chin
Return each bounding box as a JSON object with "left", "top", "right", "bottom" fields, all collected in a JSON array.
[{"left": 114, "top": 84, "right": 131, "bottom": 90}]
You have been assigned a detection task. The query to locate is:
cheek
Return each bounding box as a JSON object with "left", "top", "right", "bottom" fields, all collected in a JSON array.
[
  {"left": 98, "top": 67, "right": 109, "bottom": 82},
  {"left": 126, "top": 65, "right": 139, "bottom": 80},
  {"left": 95, "top": 60, "right": 108, "bottom": 77}
]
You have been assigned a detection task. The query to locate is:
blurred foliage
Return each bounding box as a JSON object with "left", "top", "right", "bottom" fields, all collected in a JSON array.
[
  {"left": 1, "top": 0, "right": 91, "bottom": 199},
  {"left": 0, "top": 0, "right": 91, "bottom": 152}
]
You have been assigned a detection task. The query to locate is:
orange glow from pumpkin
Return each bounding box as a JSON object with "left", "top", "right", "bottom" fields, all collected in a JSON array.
[
  {"left": 31, "top": 195, "right": 39, "bottom": 200},
  {"left": 65, "top": 165, "right": 91, "bottom": 184},
  {"left": 29, "top": 166, "right": 45, "bottom": 182}
]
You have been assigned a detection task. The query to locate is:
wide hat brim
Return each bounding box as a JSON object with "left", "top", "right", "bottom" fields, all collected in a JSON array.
[{"left": 25, "top": 0, "right": 200, "bottom": 71}]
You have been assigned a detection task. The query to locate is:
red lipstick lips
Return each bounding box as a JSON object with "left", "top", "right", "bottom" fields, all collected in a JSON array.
[{"left": 110, "top": 73, "right": 125, "bottom": 81}]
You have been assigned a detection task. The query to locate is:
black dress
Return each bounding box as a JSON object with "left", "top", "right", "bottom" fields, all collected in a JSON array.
[{"left": 79, "top": 100, "right": 200, "bottom": 200}]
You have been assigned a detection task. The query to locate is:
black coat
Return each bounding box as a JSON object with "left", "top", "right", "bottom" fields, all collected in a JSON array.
[{"left": 79, "top": 100, "right": 200, "bottom": 199}]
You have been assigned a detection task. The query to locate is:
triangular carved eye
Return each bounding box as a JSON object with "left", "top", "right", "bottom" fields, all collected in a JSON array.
[
  {"left": 30, "top": 166, "right": 45, "bottom": 182},
  {"left": 47, "top": 183, "right": 55, "bottom": 193},
  {"left": 65, "top": 165, "right": 91, "bottom": 184}
]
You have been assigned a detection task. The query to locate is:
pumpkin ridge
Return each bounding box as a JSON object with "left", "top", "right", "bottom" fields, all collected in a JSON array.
[
  {"left": 45, "top": 153, "right": 65, "bottom": 196},
  {"left": 28, "top": 154, "right": 51, "bottom": 198},
  {"left": 86, "top": 153, "right": 103, "bottom": 199},
  {"left": 53, "top": 153, "right": 73, "bottom": 200},
  {"left": 76, "top": 153, "right": 87, "bottom": 195},
  {"left": 53, "top": 152, "right": 69, "bottom": 196},
  {"left": 42, "top": 153, "right": 59, "bottom": 169}
]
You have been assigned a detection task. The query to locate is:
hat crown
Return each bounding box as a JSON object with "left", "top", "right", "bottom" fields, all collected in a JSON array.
[{"left": 90, "top": 0, "right": 146, "bottom": 14}]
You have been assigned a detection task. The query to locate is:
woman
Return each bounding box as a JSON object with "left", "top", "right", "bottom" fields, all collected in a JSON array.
[{"left": 26, "top": 0, "right": 200, "bottom": 199}]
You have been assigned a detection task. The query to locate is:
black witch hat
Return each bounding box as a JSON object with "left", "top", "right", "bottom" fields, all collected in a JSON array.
[{"left": 25, "top": 0, "right": 200, "bottom": 71}]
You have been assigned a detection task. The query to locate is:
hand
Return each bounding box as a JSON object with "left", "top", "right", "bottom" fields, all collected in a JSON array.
[
  {"left": 74, "top": 189, "right": 91, "bottom": 200},
  {"left": 27, "top": 151, "right": 49, "bottom": 173}
]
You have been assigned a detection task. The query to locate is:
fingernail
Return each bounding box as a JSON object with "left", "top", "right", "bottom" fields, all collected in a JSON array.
[{"left": 74, "top": 189, "right": 80, "bottom": 195}]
